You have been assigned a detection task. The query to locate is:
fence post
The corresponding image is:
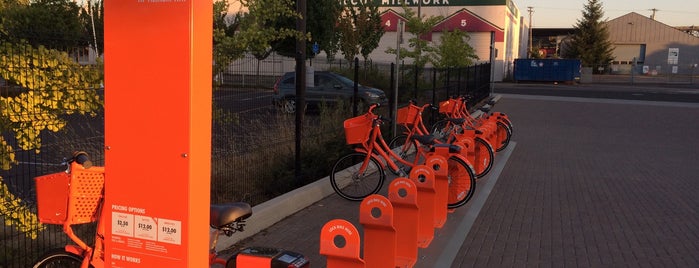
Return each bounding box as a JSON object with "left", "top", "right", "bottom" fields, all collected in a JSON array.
[
  {"left": 390, "top": 62, "right": 397, "bottom": 137},
  {"left": 353, "top": 57, "right": 359, "bottom": 116}
]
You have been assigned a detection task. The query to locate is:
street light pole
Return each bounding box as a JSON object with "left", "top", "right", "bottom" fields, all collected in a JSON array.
[{"left": 527, "top": 6, "right": 534, "bottom": 58}]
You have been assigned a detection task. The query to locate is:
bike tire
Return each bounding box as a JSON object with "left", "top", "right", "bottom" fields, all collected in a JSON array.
[
  {"left": 331, "top": 152, "right": 385, "bottom": 201},
  {"left": 33, "top": 249, "right": 85, "bottom": 268},
  {"left": 446, "top": 155, "right": 477, "bottom": 208},
  {"left": 495, "top": 121, "right": 512, "bottom": 152},
  {"left": 473, "top": 137, "right": 495, "bottom": 178},
  {"left": 431, "top": 119, "right": 450, "bottom": 139}
]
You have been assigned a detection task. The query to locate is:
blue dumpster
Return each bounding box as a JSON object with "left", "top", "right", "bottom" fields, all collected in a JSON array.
[{"left": 514, "top": 59, "right": 581, "bottom": 82}]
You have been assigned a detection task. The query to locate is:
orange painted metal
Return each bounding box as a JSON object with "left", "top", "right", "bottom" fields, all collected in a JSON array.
[
  {"left": 320, "top": 219, "right": 366, "bottom": 268},
  {"left": 103, "top": 1, "right": 212, "bottom": 266},
  {"left": 360, "top": 194, "right": 397, "bottom": 268},
  {"left": 409, "top": 165, "right": 436, "bottom": 248},
  {"left": 388, "top": 178, "right": 419, "bottom": 267},
  {"left": 425, "top": 155, "right": 449, "bottom": 228}
]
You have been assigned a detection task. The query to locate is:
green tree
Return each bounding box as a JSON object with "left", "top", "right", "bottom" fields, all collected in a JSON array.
[
  {"left": 563, "top": 0, "right": 614, "bottom": 71},
  {"left": 335, "top": 0, "right": 384, "bottom": 66},
  {"left": 79, "top": 0, "right": 103, "bottom": 55},
  {"left": 386, "top": 6, "right": 443, "bottom": 69},
  {"left": 0, "top": 0, "right": 89, "bottom": 50},
  {"left": 0, "top": 41, "right": 103, "bottom": 239},
  {"left": 271, "top": 0, "right": 342, "bottom": 60},
  {"left": 212, "top": 0, "right": 304, "bottom": 79},
  {"left": 429, "top": 29, "right": 479, "bottom": 68}
]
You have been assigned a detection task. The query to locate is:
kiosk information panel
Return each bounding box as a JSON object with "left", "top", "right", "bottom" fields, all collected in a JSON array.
[{"left": 103, "top": 1, "right": 212, "bottom": 267}]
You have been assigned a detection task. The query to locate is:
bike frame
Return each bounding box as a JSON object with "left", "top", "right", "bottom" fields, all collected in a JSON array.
[{"left": 396, "top": 102, "right": 478, "bottom": 168}]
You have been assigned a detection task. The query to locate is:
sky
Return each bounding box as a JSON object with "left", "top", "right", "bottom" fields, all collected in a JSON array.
[{"left": 516, "top": 0, "right": 699, "bottom": 28}]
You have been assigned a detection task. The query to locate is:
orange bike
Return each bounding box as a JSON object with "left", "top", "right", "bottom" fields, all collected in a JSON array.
[
  {"left": 330, "top": 104, "right": 476, "bottom": 208},
  {"left": 389, "top": 100, "right": 495, "bottom": 179},
  {"left": 433, "top": 95, "right": 512, "bottom": 153},
  {"left": 32, "top": 152, "right": 309, "bottom": 268}
]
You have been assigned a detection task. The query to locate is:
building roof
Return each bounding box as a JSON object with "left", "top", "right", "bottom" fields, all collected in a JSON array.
[{"left": 606, "top": 12, "right": 699, "bottom": 44}]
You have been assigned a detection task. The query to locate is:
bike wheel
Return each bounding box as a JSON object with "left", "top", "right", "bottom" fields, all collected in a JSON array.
[
  {"left": 331, "top": 152, "right": 385, "bottom": 201},
  {"left": 431, "top": 119, "right": 450, "bottom": 139},
  {"left": 495, "top": 121, "right": 512, "bottom": 152},
  {"left": 474, "top": 137, "right": 495, "bottom": 178},
  {"left": 388, "top": 134, "right": 419, "bottom": 163},
  {"left": 446, "top": 156, "right": 476, "bottom": 208},
  {"left": 33, "top": 249, "right": 84, "bottom": 268}
]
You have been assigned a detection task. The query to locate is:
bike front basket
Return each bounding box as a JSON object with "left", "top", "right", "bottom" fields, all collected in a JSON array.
[
  {"left": 397, "top": 104, "right": 420, "bottom": 126},
  {"left": 343, "top": 114, "right": 373, "bottom": 145},
  {"left": 34, "top": 164, "right": 105, "bottom": 225},
  {"left": 439, "top": 100, "right": 457, "bottom": 114}
]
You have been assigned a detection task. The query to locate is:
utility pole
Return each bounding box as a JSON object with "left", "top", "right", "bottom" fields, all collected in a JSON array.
[
  {"left": 527, "top": 6, "right": 534, "bottom": 58},
  {"left": 649, "top": 8, "right": 659, "bottom": 20}
]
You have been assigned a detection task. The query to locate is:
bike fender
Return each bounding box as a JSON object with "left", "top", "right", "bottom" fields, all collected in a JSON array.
[{"left": 64, "top": 245, "right": 84, "bottom": 256}]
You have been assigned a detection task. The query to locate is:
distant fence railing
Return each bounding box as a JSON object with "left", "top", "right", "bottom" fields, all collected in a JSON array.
[{"left": 583, "top": 63, "right": 699, "bottom": 84}]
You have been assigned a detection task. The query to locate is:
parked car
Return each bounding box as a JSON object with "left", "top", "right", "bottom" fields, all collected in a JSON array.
[{"left": 272, "top": 71, "right": 387, "bottom": 113}]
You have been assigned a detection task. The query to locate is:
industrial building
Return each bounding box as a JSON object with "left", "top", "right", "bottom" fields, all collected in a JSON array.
[{"left": 532, "top": 12, "right": 699, "bottom": 76}]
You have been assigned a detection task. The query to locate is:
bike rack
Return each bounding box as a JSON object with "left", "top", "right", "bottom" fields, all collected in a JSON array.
[
  {"left": 409, "top": 165, "right": 437, "bottom": 248},
  {"left": 321, "top": 95, "right": 512, "bottom": 268},
  {"left": 359, "top": 194, "right": 399, "bottom": 268},
  {"left": 425, "top": 154, "right": 449, "bottom": 228},
  {"left": 388, "top": 178, "right": 419, "bottom": 267},
  {"left": 320, "top": 219, "right": 365, "bottom": 268}
]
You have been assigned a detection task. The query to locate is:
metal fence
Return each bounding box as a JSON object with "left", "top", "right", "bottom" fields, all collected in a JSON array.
[
  {"left": 583, "top": 63, "right": 699, "bottom": 85},
  {"left": 1, "top": 46, "right": 491, "bottom": 267}
]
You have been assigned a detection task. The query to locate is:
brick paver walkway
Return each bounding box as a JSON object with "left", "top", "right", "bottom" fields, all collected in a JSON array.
[{"left": 452, "top": 95, "right": 699, "bottom": 267}]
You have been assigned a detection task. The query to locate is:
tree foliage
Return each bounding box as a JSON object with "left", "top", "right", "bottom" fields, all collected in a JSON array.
[
  {"left": 563, "top": 0, "right": 614, "bottom": 68},
  {"left": 335, "top": 0, "right": 384, "bottom": 65},
  {"left": 429, "top": 29, "right": 479, "bottom": 68},
  {"left": 0, "top": 0, "right": 89, "bottom": 50},
  {"left": 386, "top": 6, "right": 443, "bottom": 69},
  {"left": 213, "top": 0, "right": 304, "bottom": 75},
  {"left": 271, "top": 0, "right": 342, "bottom": 60},
  {"left": 79, "top": 0, "right": 104, "bottom": 55},
  {"left": 0, "top": 41, "right": 103, "bottom": 238}
]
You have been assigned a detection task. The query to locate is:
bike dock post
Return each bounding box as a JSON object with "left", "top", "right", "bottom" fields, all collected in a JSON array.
[
  {"left": 320, "top": 219, "right": 365, "bottom": 268},
  {"left": 388, "top": 178, "right": 419, "bottom": 267},
  {"left": 359, "top": 194, "right": 399, "bottom": 268},
  {"left": 409, "top": 165, "right": 436, "bottom": 248},
  {"left": 425, "top": 154, "right": 449, "bottom": 227}
]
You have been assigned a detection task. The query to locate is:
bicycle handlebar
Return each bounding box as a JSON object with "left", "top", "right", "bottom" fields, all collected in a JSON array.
[{"left": 67, "top": 151, "right": 93, "bottom": 169}]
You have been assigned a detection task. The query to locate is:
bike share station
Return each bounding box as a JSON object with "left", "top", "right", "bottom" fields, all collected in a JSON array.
[{"left": 93, "top": 1, "right": 306, "bottom": 267}]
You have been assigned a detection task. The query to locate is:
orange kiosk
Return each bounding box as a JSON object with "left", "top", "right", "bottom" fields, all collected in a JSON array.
[{"left": 103, "top": 1, "right": 212, "bottom": 267}]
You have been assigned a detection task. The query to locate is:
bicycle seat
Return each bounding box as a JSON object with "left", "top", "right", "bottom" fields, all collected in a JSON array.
[
  {"left": 210, "top": 202, "right": 252, "bottom": 228},
  {"left": 412, "top": 135, "right": 437, "bottom": 146},
  {"left": 430, "top": 143, "right": 462, "bottom": 154},
  {"left": 447, "top": 118, "right": 466, "bottom": 125}
]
